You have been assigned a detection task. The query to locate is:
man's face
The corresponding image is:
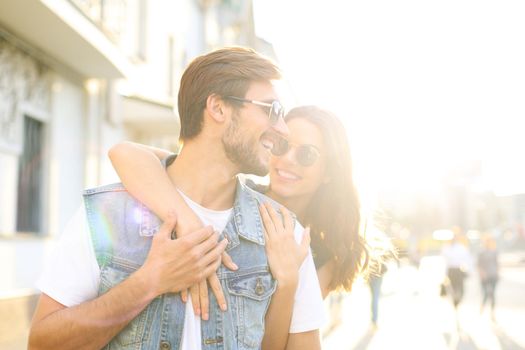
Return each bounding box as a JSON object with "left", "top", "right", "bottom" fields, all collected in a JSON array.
[{"left": 222, "top": 81, "right": 289, "bottom": 176}]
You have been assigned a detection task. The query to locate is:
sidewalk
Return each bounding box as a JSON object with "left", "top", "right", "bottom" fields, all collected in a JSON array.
[{"left": 322, "top": 258, "right": 525, "bottom": 350}]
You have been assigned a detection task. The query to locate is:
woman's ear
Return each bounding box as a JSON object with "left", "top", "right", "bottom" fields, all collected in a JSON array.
[{"left": 205, "top": 94, "right": 226, "bottom": 122}]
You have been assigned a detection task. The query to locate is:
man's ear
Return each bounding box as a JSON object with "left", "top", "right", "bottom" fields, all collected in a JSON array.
[{"left": 205, "top": 94, "right": 227, "bottom": 123}]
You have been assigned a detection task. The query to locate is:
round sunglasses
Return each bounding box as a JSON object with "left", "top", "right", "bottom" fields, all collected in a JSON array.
[{"left": 271, "top": 137, "right": 321, "bottom": 167}]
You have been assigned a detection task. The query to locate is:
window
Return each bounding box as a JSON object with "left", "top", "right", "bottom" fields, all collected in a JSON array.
[
  {"left": 16, "top": 116, "right": 45, "bottom": 234},
  {"left": 137, "top": 0, "right": 147, "bottom": 60},
  {"left": 168, "top": 36, "right": 175, "bottom": 97}
]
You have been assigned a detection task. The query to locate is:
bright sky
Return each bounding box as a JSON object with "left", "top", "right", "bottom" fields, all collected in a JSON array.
[{"left": 253, "top": 0, "right": 525, "bottom": 204}]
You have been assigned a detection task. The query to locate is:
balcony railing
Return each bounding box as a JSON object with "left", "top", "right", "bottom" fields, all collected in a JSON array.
[
  {"left": 69, "top": 0, "right": 145, "bottom": 60},
  {"left": 70, "top": 0, "right": 127, "bottom": 41}
]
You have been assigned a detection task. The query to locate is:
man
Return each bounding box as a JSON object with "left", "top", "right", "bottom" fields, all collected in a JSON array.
[
  {"left": 478, "top": 236, "right": 499, "bottom": 319},
  {"left": 29, "top": 47, "right": 325, "bottom": 349}
]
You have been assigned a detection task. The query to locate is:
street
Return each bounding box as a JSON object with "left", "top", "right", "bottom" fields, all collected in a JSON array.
[
  {"left": 322, "top": 254, "right": 525, "bottom": 350},
  {"left": 2, "top": 255, "right": 523, "bottom": 350}
]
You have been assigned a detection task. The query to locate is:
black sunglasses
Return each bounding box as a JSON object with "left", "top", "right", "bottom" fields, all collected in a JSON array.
[
  {"left": 224, "top": 96, "right": 285, "bottom": 125},
  {"left": 271, "top": 137, "right": 321, "bottom": 167}
]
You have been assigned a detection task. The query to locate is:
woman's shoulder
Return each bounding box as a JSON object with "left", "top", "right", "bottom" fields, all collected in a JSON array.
[
  {"left": 165, "top": 153, "right": 178, "bottom": 167},
  {"left": 311, "top": 233, "right": 334, "bottom": 270}
]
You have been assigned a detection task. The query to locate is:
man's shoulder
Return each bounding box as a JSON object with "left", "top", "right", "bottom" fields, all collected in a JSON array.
[
  {"left": 237, "top": 178, "right": 300, "bottom": 228},
  {"left": 82, "top": 182, "right": 141, "bottom": 206},
  {"left": 82, "top": 182, "right": 160, "bottom": 234},
  {"left": 83, "top": 182, "right": 127, "bottom": 196},
  {"left": 244, "top": 177, "right": 269, "bottom": 194},
  {"left": 239, "top": 180, "right": 285, "bottom": 210}
]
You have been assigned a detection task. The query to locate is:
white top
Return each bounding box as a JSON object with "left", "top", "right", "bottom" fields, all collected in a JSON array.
[
  {"left": 37, "top": 195, "right": 326, "bottom": 349},
  {"left": 442, "top": 242, "right": 472, "bottom": 271}
]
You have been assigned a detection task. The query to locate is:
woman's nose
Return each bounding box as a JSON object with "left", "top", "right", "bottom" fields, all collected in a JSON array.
[{"left": 281, "top": 147, "right": 298, "bottom": 165}]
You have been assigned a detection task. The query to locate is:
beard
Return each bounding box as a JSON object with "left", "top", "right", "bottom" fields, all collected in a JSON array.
[{"left": 222, "top": 110, "right": 269, "bottom": 176}]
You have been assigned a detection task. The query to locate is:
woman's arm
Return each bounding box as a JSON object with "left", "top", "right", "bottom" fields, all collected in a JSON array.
[
  {"left": 108, "top": 142, "right": 201, "bottom": 233},
  {"left": 259, "top": 203, "right": 311, "bottom": 350},
  {"left": 108, "top": 141, "right": 236, "bottom": 319},
  {"left": 316, "top": 260, "right": 335, "bottom": 299}
]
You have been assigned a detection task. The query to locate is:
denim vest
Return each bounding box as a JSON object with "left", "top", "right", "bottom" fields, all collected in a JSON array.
[{"left": 83, "top": 178, "right": 282, "bottom": 350}]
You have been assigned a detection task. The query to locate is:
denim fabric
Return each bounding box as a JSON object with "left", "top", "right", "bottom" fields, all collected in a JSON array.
[{"left": 83, "top": 178, "right": 282, "bottom": 350}]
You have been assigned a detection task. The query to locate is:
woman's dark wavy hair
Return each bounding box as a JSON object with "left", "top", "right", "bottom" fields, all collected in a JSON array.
[{"left": 285, "top": 106, "right": 369, "bottom": 291}]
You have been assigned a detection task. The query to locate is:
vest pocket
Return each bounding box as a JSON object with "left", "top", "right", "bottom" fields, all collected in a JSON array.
[
  {"left": 227, "top": 269, "right": 277, "bottom": 348},
  {"left": 99, "top": 262, "right": 161, "bottom": 347}
]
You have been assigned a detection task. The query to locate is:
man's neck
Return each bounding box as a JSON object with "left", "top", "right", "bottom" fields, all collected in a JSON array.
[{"left": 168, "top": 140, "right": 238, "bottom": 210}]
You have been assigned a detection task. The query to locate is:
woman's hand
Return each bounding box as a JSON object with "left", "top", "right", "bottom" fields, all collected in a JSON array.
[
  {"left": 108, "top": 142, "right": 238, "bottom": 319},
  {"left": 189, "top": 252, "right": 238, "bottom": 320},
  {"left": 259, "top": 203, "right": 311, "bottom": 286},
  {"left": 176, "top": 222, "right": 238, "bottom": 320}
]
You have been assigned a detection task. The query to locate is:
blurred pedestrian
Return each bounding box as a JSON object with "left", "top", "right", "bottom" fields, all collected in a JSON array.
[
  {"left": 478, "top": 236, "right": 499, "bottom": 320},
  {"left": 441, "top": 234, "right": 472, "bottom": 309},
  {"left": 368, "top": 262, "right": 388, "bottom": 328},
  {"left": 409, "top": 245, "right": 423, "bottom": 269}
]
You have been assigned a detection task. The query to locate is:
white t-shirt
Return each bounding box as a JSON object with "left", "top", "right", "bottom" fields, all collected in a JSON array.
[
  {"left": 442, "top": 242, "right": 472, "bottom": 271},
  {"left": 37, "top": 195, "right": 326, "bottom": 349}
]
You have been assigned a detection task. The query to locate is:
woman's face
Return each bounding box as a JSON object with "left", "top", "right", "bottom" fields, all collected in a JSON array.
[{"left": 269, "top": 117, "right": 328, "bottom": 201}]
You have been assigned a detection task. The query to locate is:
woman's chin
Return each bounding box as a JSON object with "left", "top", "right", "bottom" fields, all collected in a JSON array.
[{"left": 269, "top": 181, "right": 297, "bottom": 200}]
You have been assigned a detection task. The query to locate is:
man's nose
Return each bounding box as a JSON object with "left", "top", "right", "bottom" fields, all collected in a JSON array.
[{"left": 272, "top": 115, "right": 289, "bottom": 137}]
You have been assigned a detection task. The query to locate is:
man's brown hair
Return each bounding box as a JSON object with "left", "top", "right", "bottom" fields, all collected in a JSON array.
[{"left": 178, "top": 47, "right": 281, "bottom": 140}]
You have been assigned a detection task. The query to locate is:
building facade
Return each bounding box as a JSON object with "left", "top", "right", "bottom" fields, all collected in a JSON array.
[{"left": 0, "top": 0, "right": 265, "bottom": 347}]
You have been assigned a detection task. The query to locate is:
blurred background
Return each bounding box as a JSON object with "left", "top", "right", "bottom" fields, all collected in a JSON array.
[{"left": 0, "top": 0, "right": 524, "bottom": 349}]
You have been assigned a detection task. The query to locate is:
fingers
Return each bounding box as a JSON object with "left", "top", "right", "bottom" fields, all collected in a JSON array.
[
  {"left": 200, "top": 239, "right": 228, "bottom": 267},
  {"left": 181, "top": 289, "right": 188, "bottom": 303},
  {"left": 190, "top": 284, "right": 200, "bottom": 316},
  {"left": 209, "top": 274, "right": 227, "bottom": 311},
  {"left": 202, "top": 257, "right": 223, "bottom": 288},
  {"left": 300, "top": 227, "right": 312, "bottom": 261},
  {"left": 259, "top": 203, "right": 276, "bottom": 238},
  {"left": 280, "top": 206, "right": 294, "bottom": 233},
  {"left": 265, "top": 203, "right": 284, "bottom": 233},
  {"left": 301, "top": 227, "right": 311, "bottom": 248},
  {"left": 193, "top": 231, "right": 220, "bottom": 258},
  {"left": 222, "top": 252, "right": 238, "bottom": 271},
  {"left": 156, "top": 212, "right": 177, "bottom": 241},
  {"left": 261, "top": 219, "right": 270, "bottom": 244},
  {"left": 182, "top": 225, "right": 215, "bottom": 245},
  {"left": 190, "top": 233, "right": 223, "bottom": 317},
  {"left": 199, "top": 280, "right": 209, "bottom": 320}
]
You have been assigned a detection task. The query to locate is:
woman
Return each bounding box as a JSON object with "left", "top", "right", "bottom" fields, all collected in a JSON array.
[
  {"left": 478, "top": 236, "right": 499, "bottom": 319},
  {"left": 441, "top": 234, "right": 472, "bottom": 309},
  {"left": 109, "top": 106, "right": 368, "bottom": 348}
]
